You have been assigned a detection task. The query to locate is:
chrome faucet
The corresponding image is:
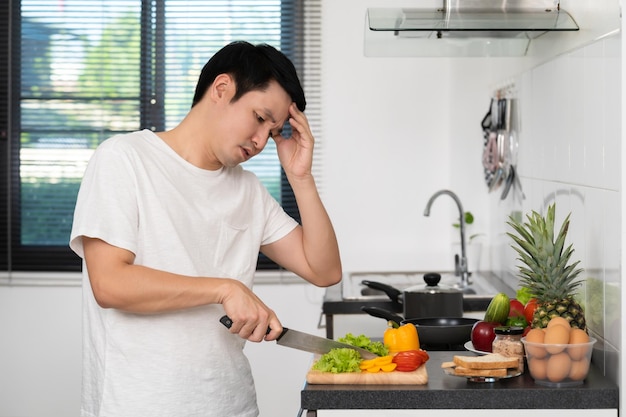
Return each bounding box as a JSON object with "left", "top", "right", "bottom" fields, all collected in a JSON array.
[{"left": 423, "top": 189, "right": 470, "bottom": 288}]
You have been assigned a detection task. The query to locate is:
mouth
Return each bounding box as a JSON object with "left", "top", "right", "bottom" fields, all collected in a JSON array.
[{"left": 240, "top": 146, "right": 252, "bottom": 161}]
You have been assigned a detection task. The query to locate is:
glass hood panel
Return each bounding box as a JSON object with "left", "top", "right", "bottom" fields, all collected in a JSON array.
[{"left": 368, "top": 8, "right": 579, "bottom": 33}]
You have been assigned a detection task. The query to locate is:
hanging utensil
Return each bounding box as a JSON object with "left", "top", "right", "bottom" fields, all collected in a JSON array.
[
  {"left": 500, "top": 98, "right": 514, "bottom": 199},
  {"left": 500, "top": 165, "right": 515, "bottom": 199},
  {"left": 481, "top": 98, "right": 494, "bottom": 132},
  {"left": 481, "top": 98, "right": 497, "bottom": 189},
  {"left": 489, "top": 98, "right": 508, "bottom": 192}
]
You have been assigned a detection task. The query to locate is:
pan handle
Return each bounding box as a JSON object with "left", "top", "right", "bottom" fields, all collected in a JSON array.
[
  {"left": 361, "top": 306, "right": 404, "bottom": 326},
  {"left": 361, "top": 280, "right": 402, "bottom": 303}
]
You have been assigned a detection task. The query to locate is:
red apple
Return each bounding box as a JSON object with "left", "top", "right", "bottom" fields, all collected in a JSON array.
[
  {"left": 471, "top": 321, "right": 499, "bottom": 352},
  {"left": 524, "top": 298, "right": 538, "bottom": 325},
  {"left": 509, "top": 299, "right": 525, "bottom": 318}
]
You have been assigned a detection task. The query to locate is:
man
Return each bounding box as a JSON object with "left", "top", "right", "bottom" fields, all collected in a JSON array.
[{"left": 70, "top": 41, "right": 341, "bottom": 417}]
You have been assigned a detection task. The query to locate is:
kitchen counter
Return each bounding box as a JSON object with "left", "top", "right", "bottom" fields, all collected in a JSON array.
[{"left": 300, "top": 351, "right": 619, "bottom": 414}]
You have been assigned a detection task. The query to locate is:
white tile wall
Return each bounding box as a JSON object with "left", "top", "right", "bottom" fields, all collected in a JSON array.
[{"left": 489, "top": 33, "right": 621, "bottom": 378}]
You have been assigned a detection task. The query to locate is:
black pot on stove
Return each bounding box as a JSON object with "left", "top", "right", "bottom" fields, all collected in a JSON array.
[{"left": 361, "top": 272, "right": 464, "bottom": 319}]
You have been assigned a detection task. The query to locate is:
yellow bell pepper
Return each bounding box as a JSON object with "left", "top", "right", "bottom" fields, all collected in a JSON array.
[
  {"left": 383, "top": 322, "right": 420, "bottom": 354},
  {"left": 359, "top": 355, "right": 397, "bottom": 373}
]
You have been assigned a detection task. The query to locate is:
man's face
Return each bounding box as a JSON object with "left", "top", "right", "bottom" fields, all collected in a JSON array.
[{"left": 214, "top": 80, "right": 291, "bottom": 168}]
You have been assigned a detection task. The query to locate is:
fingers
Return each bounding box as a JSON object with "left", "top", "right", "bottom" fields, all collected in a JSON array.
[
  {"left": 224, "top": 309, "right": 282, "bottom": 343},
  {"left": 287, "top": 103, "right": 309, "bottom": 138},
  {"left": 272, "top": 103, "right": 315, "bottom": 178},
  {"left": 272, "top": 103, "right": 308, "bottom": 142},
  {"left": 264, "top": 316, "right": 284, "bottom": 341}
]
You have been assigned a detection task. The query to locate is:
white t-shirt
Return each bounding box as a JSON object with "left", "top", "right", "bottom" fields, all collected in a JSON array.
[{"left": 70, "top": 130, "right": 298, "bottom": 417}]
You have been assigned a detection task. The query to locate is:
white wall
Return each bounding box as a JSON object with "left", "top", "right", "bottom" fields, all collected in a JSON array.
[
  {"left": 321, "top": 0, "right": 501, "bottom": 274},
  {"left": 0, "top": 285, "right": 82, "bottom": 417}
]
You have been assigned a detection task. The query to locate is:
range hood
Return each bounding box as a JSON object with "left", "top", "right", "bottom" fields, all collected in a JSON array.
[{"left": 365, "top": 0, "right": 579, "bottom": 57}]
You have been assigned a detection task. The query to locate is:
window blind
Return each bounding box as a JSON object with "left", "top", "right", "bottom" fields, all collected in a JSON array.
[
  {"left": 0, "top": 0, "right": 322, "bottom": 275},
  {"left": 0, "top": 0, "right": 8, "bottom": 271}
]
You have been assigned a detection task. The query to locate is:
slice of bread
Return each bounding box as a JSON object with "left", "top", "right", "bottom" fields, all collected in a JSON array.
[
  {"left": 453, "top": 366, "right": 508, "bottom": 377},
  {"left": 453, "top": 353, "right": 518, "bottom": 370}
]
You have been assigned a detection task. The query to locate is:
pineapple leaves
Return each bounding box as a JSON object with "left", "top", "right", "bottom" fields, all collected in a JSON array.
[{"left": 506, "top": 203, "right": 584, "bottom": 302}]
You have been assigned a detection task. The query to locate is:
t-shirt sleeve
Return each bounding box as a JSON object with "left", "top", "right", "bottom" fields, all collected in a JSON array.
[
  {"left": 69, "top": 140, "right": 139, "bottom": 258},
  {"left": 259, "top": 184, "right": 298, "bottom": 246}
]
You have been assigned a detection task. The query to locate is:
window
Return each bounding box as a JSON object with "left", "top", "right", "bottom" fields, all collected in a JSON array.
[{"left": 0, "top": 0, "right": 322, "bottom": 274}]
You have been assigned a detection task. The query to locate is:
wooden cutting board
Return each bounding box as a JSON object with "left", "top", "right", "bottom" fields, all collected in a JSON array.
[{"left": 306, "top": 364, "right": 428, "bottom": 385}]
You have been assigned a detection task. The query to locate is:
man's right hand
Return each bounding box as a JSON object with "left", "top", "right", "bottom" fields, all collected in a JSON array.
[{"left": 219, "top": 279, "right": 283, "bottom": 342}]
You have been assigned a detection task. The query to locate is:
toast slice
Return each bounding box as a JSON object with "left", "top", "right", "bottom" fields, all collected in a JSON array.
[
  {"left": 452, "top": 353, "right": 518, "bottom": 370},
  {"left": 453, "top": 366, "right": 508, "bottom": 377}
]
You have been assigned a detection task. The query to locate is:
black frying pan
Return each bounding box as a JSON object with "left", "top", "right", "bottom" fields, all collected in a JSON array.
[{"left": 361, "top": 306, "right": 478, "bottom": 347}]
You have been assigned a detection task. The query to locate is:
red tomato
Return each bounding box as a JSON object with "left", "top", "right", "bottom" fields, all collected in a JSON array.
[
  {"left": 470, "top": 321, "right": 499, "bottom": 352},
  {"left": 392, "top": 350, "right": 427, "bottom": 372},
  {"left": 415, "top": 350, "right": 429, "bottom": 362},
  {"left": 509, "top": 299, "right": 525, "bottom": 318},
  {"left": 524, "top": 298, "right": 538, "bottom": 325}
]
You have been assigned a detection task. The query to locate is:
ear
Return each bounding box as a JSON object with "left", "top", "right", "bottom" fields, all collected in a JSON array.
[{"left": 209, "top": 73, "right": 233, "bottom": 102}]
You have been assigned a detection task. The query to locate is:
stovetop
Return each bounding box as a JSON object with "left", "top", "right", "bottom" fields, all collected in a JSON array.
[{"left": 341, "top": 270, "right": 501, "bottom": 301}]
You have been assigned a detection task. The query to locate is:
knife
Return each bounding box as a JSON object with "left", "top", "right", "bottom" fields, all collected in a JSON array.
[{"left": 219, "top": 315, "right": 378, "bottom": 359}]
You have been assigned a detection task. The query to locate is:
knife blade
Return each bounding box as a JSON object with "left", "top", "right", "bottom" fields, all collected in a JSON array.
[{"left": 219, "top": 315, "right": 378, "bottom": 359}]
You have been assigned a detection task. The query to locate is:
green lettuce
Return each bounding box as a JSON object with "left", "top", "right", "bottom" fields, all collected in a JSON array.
[
  {"left": 516, "top": 286, "right": 533, "bottom": 305},
  {"left": 312, "top": 348, "right": 362, "bottom": 373},
  {"left": 338, "top": 333, "right": 389, "bottom": 356}
]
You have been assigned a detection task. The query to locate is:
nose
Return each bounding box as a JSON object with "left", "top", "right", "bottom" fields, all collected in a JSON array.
[{"left": 252, "top": 129, "right": 270, "bottom": 151}]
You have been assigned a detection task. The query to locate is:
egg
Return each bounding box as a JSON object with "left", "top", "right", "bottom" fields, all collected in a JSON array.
[
  {"left": 547, "top": 352, "right": 572, "bottom": 382},
  {"left": 547, "top": 316, "right": 571, "bottom": 329},
  {"left": 568, "top": 328, "right": 591, "bottom": 360},
  {"left": 569, "top": 328, "right": 590, "bottom": 343},
  {"left": 528, "top": 357, "right": 548, "bottom": 380},
  {"left": 526, "top": 328, "right": 545, "bottom": 343},
  {"left": 569, "top": 358, "right": 590, "bottom": 380},
  {"left": 524, "top": 328, "right": 547, "bottom": 359},
  {"left": 544, "top": 324, "right": 571, "bottom": 354}
]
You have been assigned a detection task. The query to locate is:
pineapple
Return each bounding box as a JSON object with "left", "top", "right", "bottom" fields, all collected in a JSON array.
[{"left": 506, "top": 204, "right": 586, "bottom": 330}]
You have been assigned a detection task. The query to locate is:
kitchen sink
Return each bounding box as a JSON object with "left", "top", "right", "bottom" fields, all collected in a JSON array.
[{"left": 341, "top": 270, "right": 503, "bottom": 301}]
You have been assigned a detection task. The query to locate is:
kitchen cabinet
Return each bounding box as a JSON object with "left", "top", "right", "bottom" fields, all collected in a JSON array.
[
  {"left": 316, "top": 410, "right": 617, "bottom": 416},
  {"left": 245, "top": 279, "right": 327, "bottom": 417}
]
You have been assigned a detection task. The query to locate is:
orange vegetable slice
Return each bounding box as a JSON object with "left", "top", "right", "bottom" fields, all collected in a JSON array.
[
  {"left": 380, "top": 363, "right": 397, "bottom": 372},
  {"left": 373, "top": 356, "right": 393, "bottom": 366}
]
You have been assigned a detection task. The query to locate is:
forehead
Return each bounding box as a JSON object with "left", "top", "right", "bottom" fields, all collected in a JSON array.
[{"left": 248, "top": 81, "right": 291, "bottom": 124}]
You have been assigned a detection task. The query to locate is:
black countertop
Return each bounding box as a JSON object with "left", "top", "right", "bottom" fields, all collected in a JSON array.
[{"left": 301, "top": 351, "right": 619, "bottom": 411}]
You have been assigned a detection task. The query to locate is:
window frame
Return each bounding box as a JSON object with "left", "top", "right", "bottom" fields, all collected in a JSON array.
[{"left": 0, "top": 0, "right": 305, "bottom": 273}]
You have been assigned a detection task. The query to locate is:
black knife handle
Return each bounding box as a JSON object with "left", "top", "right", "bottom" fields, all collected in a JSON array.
[{"left": 219, "top": 315, "right": 275, "bottom": 336}]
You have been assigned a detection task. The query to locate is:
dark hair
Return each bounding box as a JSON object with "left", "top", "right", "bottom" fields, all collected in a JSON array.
[{"left": 192, "top": 41, "right": 306, "bottom": 111}]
